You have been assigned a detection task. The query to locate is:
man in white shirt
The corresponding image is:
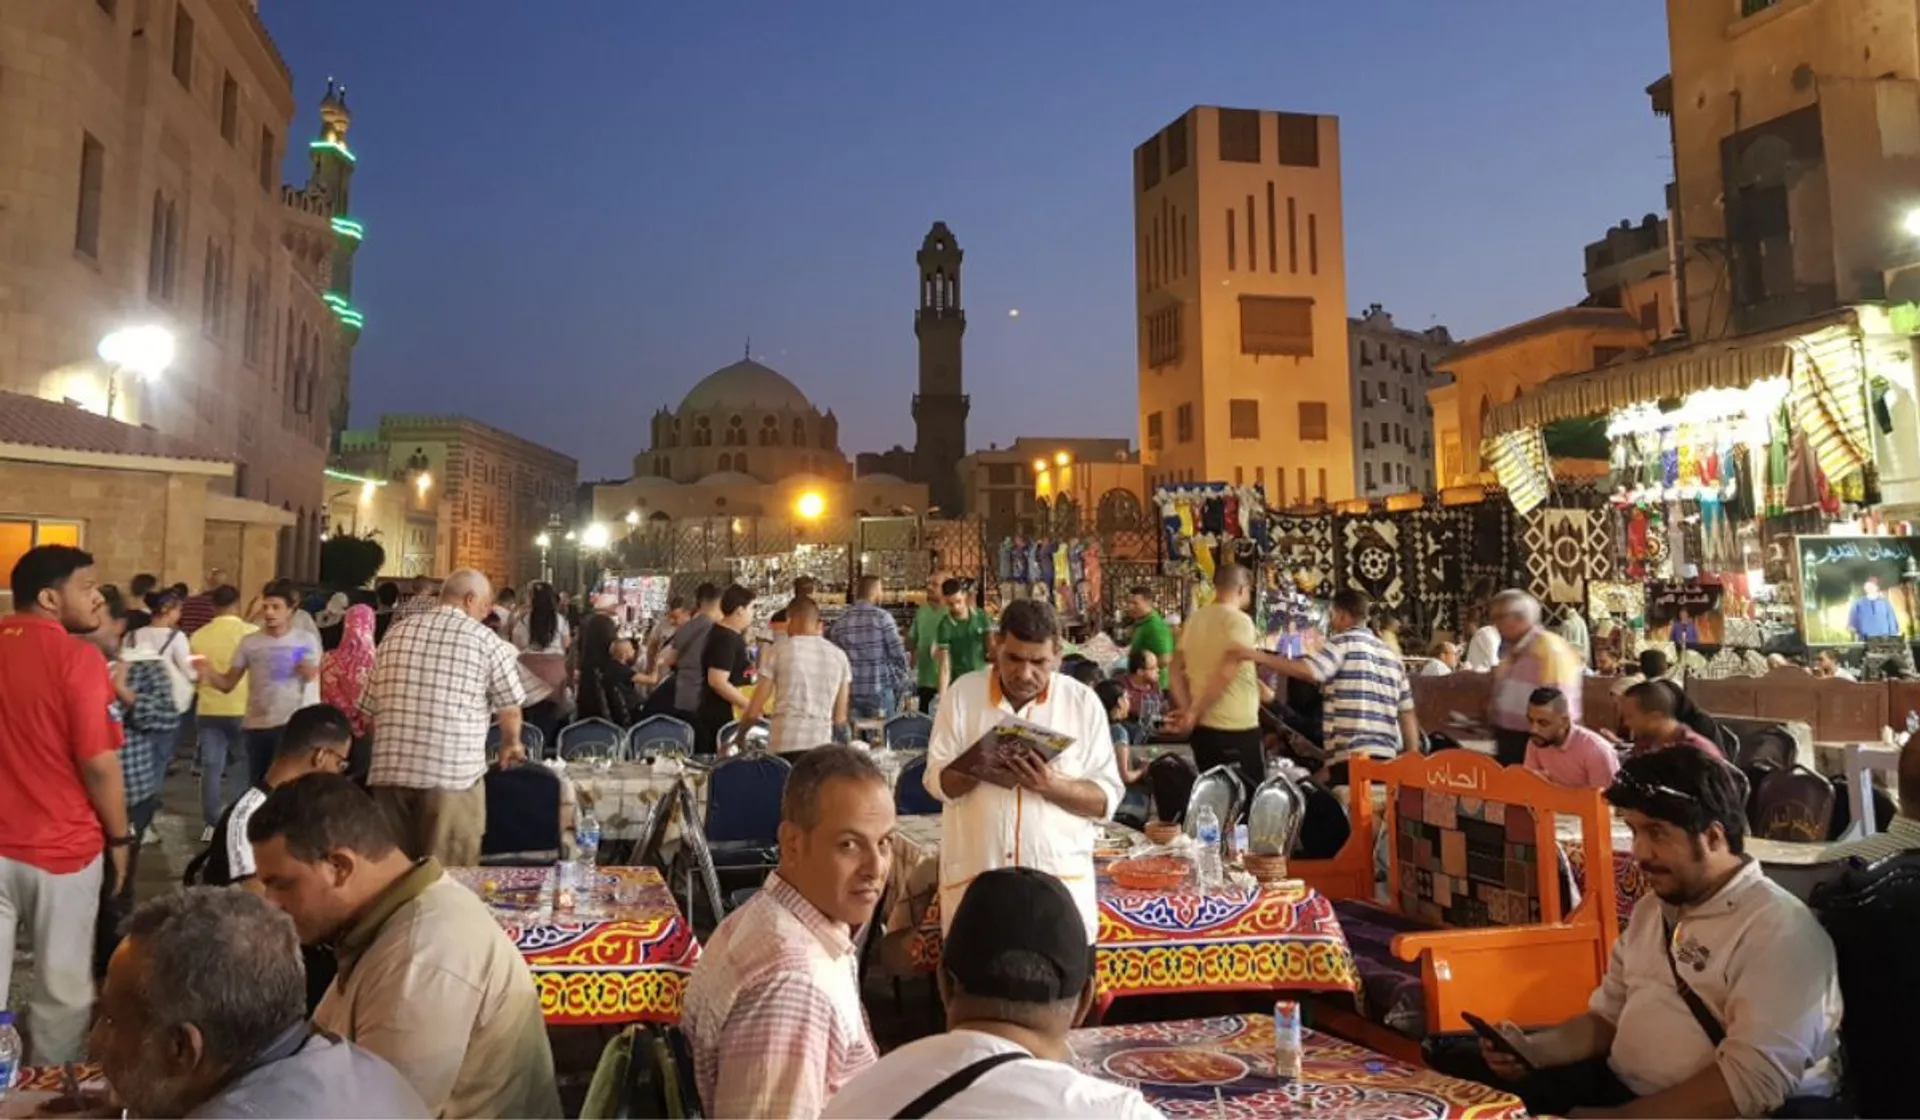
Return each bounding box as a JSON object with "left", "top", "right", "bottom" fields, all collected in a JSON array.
[
  {"left": 823, "top": 867, "right": 1164, "bottom": 1119},
  {"left": 924, "top": 600, "right": 1124, "bottom": 944},
  {"left": 1465, "top": 623, "right": 1502, "bottom": 672},
  {"left": 1456, "top": 745, "right": 1842, "bottom": 1118},
  {"left": 734, "top": 597, "right": 851, "bottom": 753}
]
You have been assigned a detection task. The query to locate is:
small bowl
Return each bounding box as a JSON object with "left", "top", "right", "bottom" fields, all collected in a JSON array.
[
  {"left": 1110, "top": 854, "right": 1192, "bottom": 892},
  {"left": 1144, "top": 821, "right": 1182, "bottom": 847}
]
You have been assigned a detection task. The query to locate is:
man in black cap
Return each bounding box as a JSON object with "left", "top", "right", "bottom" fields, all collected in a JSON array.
[{"left": 822, "top": 868, "right": 1164, "bottom": 1119}]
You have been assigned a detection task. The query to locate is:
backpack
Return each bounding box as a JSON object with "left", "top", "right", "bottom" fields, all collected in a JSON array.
[{"left": 1748, "top": 763, "right": 1836, "bottom": 843}]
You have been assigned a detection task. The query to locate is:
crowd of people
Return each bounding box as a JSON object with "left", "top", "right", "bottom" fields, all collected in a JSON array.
[{"left": 1, "top": 539, "right": 1913, "bottom": 1118}]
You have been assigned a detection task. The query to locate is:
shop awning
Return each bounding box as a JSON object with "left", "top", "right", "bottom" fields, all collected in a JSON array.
[{"left": 1480, "top": 308, "right": 1859, "bottom": 437}]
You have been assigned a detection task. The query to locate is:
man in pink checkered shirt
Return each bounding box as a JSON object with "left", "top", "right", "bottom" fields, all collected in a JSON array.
[{"left": 682, "top": 746, "right": 895, "bottom": 1117}]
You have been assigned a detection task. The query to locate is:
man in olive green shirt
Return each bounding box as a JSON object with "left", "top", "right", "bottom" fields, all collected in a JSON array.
[
  {"left": 908, "top": 569, "right": 951, "bottom": 713},
  {"left": 1126, "top": 586, "right": 1175, "bottom": 688},
  {"left": 1168, "top": 565, "right": 1265, "bottom": 801}
]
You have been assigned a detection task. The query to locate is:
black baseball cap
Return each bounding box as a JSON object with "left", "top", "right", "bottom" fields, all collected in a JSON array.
[{"left": 943, "top": 867, "right": 1094, "bottom": 1004}]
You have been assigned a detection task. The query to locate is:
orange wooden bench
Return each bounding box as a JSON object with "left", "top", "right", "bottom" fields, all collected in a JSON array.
[{"left": 1293, "top": 750, "right": 1619, "bottom": 1062}]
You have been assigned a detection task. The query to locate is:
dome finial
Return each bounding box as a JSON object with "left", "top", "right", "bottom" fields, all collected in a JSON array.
[{"left": 744, "top": 335, "right": 751, "bottom": 361}]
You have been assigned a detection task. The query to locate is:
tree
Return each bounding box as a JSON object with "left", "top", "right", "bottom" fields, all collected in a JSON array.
[{"left": 319, "top": 534, "right": 385, "bottom": 590}]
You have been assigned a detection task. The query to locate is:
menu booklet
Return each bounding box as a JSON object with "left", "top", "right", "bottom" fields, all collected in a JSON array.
[{"left": 945, "top": 715, "right": 1077, "bottom": 782}]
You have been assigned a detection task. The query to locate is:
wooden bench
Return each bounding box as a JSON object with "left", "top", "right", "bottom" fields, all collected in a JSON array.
[{"left": 1293, "top": 750, "right": 1618, "bottom": 1062}]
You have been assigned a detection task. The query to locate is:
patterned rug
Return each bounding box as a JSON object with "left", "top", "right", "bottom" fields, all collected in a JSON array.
[
  {"left": 1339, "top": 518, "right": 1406, "bottom": 609},
  {"left": 1268, "top": 513, "right": 1336, "bottom": 597},
  {"left": 1521, "top": 507, "right": 1615, "bottom": 606}
]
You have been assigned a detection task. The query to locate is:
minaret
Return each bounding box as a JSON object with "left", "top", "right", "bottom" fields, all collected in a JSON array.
[
  {"left": 912, "top": 222, "right": 968, "bottom": 515},
  {"left": 312, "top": 79, "right": 363, "bottom": 448}
]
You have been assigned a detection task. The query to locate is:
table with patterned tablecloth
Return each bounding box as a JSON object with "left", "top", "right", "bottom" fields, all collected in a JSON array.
[
  {"left": 912, "top": 871, "right": 1360, "bottom": 1007},
  {"left": 558, "top": 760, "right": 710, "bottom": 842},
  {"left": 449, "top": 864, "right": 701, "bottom": 1026},
  {"left": 1070, "top": 1014, "right": 1526, "bottom": 1119}
]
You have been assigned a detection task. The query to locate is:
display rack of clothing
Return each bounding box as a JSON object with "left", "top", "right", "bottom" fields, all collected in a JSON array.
[
  {"left": 1153, "top": 482, "right": 1271, "bottom": 581},
  {"left": 992, "top": 537, "right": 1106, "bottom": 618}
]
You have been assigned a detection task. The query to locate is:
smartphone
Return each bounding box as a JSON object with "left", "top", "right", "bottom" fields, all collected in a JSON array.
[{"left": 1460, "top": 1012, "right": 1535, "bottom": 1071}]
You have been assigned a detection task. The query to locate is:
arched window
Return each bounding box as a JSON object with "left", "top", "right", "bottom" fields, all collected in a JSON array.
[
  {"left": 718, "top": 452, "right": 732, "bottom": 472},
  {"left": 693, "top": 416, "right": 711, "bottom": 447},
  {"left": 726, "top": 415, "right": 745, "bottom": 446},
  {"left": 734, "top": 452, "right": 748, "bottom": 476},
  {"left": 760, "top": 416, "right": 779, "bottom": 446},
  {"left": 792, "top": 418, "right": 806, "bottom": 446},
  {"left": 1097, "top": 488, "right": 1144, "bottom": 530}
]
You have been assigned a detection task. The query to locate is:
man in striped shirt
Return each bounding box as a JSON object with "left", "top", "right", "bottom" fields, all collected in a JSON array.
[
  {"left": 1228, "top": 589, "right": 1419, "bottom": 785},
  {"left": 682, "top": 746, "right": 891, "bottom": 1118},
  {"left": 1823, "top": 737, "right": 1920, "bottom": 864}
]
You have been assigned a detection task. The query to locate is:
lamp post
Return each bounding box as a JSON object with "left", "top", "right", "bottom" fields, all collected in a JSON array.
[
  {"left": 580, "top": 522, "right": 610, "bottom": 595},
  {"left": 96, "top": 326, "right": 176, "bottom": 421},
  {"left": 535, "top": 532, "right": 552, "bottom": 584}
]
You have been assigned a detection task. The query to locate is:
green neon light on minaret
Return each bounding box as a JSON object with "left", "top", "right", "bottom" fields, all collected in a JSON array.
[
  {"left": 310, "top": 138, "right": 356, "bottom": 163},
  {"left": 330, "top": 216, "right": 365, "bottom": 241}
]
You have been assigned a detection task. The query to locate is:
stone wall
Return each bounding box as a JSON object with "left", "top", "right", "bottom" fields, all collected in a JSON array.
[{"left": 0, "top": 460, "right": 207, "bottom": 588}]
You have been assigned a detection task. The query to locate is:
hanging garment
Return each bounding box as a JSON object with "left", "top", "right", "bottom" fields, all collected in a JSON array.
[
  {"left": 1193, "top": 536, "right": 1218, "bottom": 581},
  {"left": 1482, "top": 429, "right": 1553, "bottom": 514},
  {"left": 1766, "top": 406, "right": 1791, "bottom": 516},
  {"left": 1068, "top": 542, "right": 1086, "bottom": 586},
  {"left": 1052, "top": 542, "right": 1072, "bottom": 606},
  {"left": 1010, "top": 539, "right": 1031, "bottom": 584},
  {"left": 1082, "top": 541, "right": 1104, "bottom": 609},
  {"left": 1199, "top": 497, "right": 1226, "bottom": 536},
  {"left": 1785, "top": 430, "right": 1823, "bottom": 512},
  {"left": 1223, "top": 493, "right": 1243, "bottom": 537}
]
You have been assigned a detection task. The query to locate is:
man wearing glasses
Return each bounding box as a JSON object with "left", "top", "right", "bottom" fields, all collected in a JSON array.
[
  {"left": 1442, "top": 746, "right": 1842, "bottom": 1117},
  {"left": 189, "top": 703, "right": 356, "bottom": 892}
]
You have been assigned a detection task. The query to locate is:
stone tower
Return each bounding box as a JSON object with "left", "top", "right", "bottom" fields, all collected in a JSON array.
[
  {"left": 912, "top": 222, "right": 968, "bottom": 515},
  {"left": 310, "top": 79, "right": 363, "bottom": 449}
]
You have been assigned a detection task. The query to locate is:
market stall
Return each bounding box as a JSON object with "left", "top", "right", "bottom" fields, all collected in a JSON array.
[{"left": 1481, "top": 306, "right": 1920, "bottom": 677}]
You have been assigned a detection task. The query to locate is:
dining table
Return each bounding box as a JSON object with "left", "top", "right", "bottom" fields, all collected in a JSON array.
[
  {"left": 1069, "top": 1013, "right": 1527, "bottom": 1119},
  {"left": 448, "top": 863, "right": 701, "bottom": 1026},
  {"left": 900, "top": 819, "right": 1361, "bottom": 1011}
]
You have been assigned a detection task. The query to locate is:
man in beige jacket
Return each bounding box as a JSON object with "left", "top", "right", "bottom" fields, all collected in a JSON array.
[{"left": 247, "top": 773, "right": 559, "bottom": 1118}]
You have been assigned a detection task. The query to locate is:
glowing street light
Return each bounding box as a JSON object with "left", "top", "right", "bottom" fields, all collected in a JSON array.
[
  {"left": 1054, "top": 450, "right": 1072, "bottom": 467},
  {"left": 795, "top": 491, "right": 826, "bottom": 520},
  {"left": 625, "top": 509, "right": 641, "bottom": 527},
  {"left": 1032, "top": 458, "right": 1049, "bottom": 474},
  {"left": 581, "top": 522, "right": 611, "bottom": 551},
  {"left": 534, "top": 532, "right": 552, "bottom": 582},
  {"left": 97, "top": 325, "right": 176, "bottom": 420},
  {"left": 1905, "top": 207, "right": 1920, "bottom": 239}
]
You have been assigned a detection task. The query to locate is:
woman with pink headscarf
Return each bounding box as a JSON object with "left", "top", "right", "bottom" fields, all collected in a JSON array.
[{"left": 321, "top": 603, "right": 377, "bottom": 775}]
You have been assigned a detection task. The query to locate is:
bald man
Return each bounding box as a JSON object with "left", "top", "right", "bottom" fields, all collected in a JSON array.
[{"left": 361, "top": 568, "right": 528, "bottom": 865}]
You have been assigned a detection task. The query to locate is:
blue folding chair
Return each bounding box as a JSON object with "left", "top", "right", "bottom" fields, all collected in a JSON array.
[
  {"left": 558, "top": 717, "right": 627, "bottom": 762},
  {"left": 485, "top": 721, "right": 545, "bottom": 763},
  {"left": 882, "top": 713, "right": 933, "bottom": 752},
  {"left": 480, "top": 764, "right": 564, "bottom": 866},
  {"left": 626, "top": 714, "right": 696, "bottom": 759},
  {"left": 702, "top": 752, "right": 791, "bottom": 873},
  {"left": 717, "top": 719, "right": 771, "bottom": 755},
  {"left": 894, "top": 753, "right": 943, "bottom": 816}
]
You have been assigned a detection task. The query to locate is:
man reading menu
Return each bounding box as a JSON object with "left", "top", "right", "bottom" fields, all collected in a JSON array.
[{"left": 924, "top": 600, "right": 1124, "bottom": 944}]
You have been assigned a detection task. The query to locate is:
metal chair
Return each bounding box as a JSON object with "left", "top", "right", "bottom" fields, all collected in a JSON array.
[
  {"left": 479, "top": 764, "right": 564, "bottom": 866},
  {"left": 702, "top": 752, "right": 791, "bottom": 873},
  {"left": 717, "top": 718, "right": 771, "bottom": 754},
  {"left": 626, "top": 714, "right": 696, "bottom": 759},
  {"left": 558, "top": 717, "right": 628, "bottom": 762},
  {"left": 485, "top": 721, "right": 545, "bottom": 764},
  {"left": 882, "top": 712, "right": 934, "bottom": 752},
  {"left": 893, "top": 753, "right": 943, "bottom": 816}
]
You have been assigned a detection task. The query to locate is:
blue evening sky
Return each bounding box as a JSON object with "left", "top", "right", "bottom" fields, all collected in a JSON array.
[{"left": 268, "top": 1, "right": 1672, "bottom": 478}]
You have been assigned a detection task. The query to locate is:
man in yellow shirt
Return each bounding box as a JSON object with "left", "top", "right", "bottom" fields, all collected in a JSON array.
[
  {"left": 1168, "top": 564, "right": 1265, "bottom": 799},
  {"left": 188, "top": 586, "right": 256, "bottom": 840}
]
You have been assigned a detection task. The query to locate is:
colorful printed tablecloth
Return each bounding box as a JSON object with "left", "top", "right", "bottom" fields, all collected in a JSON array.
[
  {"left": 912, "top": 873, "right": 1360, "bottom": 1004},
  {"left": 1069, "top": 1014, "right": 1526, "bottom": 1119},
  {"left": 9, "top": 1063, "right": 104, "bottom": 1094},
  {"left": 449, "top": 864, "right": 701, "bottom": 1026},
  {"left": 1556, "top": 814, "right": 1645, "bottom": 930}
]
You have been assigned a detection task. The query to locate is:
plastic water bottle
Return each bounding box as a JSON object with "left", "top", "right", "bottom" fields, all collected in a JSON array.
[
  {"left": 576, "top": 808, "right": 601, "bottom": 870},
  {"left": 0, "top": 1010, "right": 20, "bottom": 1105},
  {"left": 1192, "top": 804, "right": 1223, "bottom": 888}
]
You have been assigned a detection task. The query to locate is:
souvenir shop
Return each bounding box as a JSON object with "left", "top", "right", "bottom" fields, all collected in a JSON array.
[
  {"left": 587, "top": 572, "right": 674, "bottom": 641},
  {"left": 1152, "top": 481, "right": 1276, "bottom": 619},
  {"left": 989, "top": 536, "right": 1111, "bottom": 634},
  {"left": 1479, "top": 305, "right": 1920, "bottom": 676}
]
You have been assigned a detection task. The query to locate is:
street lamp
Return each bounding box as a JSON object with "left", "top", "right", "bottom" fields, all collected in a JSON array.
[
  {"left": 534, "top": 531, "right": 552, "bottom": 583},
  {"left": 581, "top": 522, "right": 610, "bottom": 550},
  {"left": 1054, "top": 450, "right": 1071, "bottom": 467},
  {"left": 795, "top": 491, "right": 826, "bottom": 521},
  {"left": 1905, "top": 207, "right": 1920, "bottom": 239},
  {"left": 625, "top": 509, "right": 641, "bottom": 528},
  {"left": 96, "top": 325, "right": 176, "bottom": 421}
]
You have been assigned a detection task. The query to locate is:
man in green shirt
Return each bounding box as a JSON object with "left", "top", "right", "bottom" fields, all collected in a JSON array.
[
  {"left": 908, "top": 568, "right": 951, "bottom": 713},
  {"left": 1127, "top": 586, "right": 1175, "bottom": 688},
  {"left": 934, "top": 578, "right": 992, "bottom": 691}
]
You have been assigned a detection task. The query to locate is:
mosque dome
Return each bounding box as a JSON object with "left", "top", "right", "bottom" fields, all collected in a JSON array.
[{"left": 678, "top": 359, "right": 813, "bottom": 414}]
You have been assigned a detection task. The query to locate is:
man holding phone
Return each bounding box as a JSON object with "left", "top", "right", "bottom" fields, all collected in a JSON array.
[
  {"left": 924, "top": 600, "right": 1124, "bottom": 944},
  {"left": 1438, "top": 747, "right": 1841, "bottom": 1118},
  {"left": 196, "top": 580, "right": 321, "bottom": 791}
]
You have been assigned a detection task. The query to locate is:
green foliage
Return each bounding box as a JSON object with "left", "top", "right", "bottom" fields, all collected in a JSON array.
[{"left": 319, "top": 534, "right": 385, "bottom": 589}]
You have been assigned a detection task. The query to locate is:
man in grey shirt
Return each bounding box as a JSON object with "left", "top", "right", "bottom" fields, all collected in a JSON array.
[
  {"left": 654, "top": 582, "right": 722, "bottom": 717},
  {"left": 200, "top": 580, "right": 321, "bottom": 790},
  {"left": 92, "top": 888, "right": 427, "bottom": 1119}
]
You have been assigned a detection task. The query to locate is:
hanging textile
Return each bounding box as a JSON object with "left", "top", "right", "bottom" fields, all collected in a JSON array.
[
  {"left": 1337, "top": 518, "right": 1406, "bottom": 609},
  {"left": 1521, "top": 507, "right": 1615, "bottom": 606},
  {"left": 1481, "top": 429, "right": 1553, "bottom": 514},
  {"left": 1409, "top": 507, "right": 1475, "bottom": 639},
  {"left": 1265, "top": 513, "right": 1334, "bottom": 597},
  {"left": 1787, "top": 332, "right": 1870, "bottom": 484}
]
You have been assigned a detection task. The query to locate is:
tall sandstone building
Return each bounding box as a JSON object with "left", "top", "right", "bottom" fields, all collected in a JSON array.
[
  {"left": 0, "top": 0, "right": 365, "bottom": 577},
  {"left": 1134, "top": 106, "right": 1355, "bottom": 506}
]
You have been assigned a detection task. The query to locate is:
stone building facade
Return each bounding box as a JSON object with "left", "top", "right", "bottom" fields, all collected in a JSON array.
[
  {"left": 344, "top": 416, "right": 577, "bottom": 590},
  {"left": 1347, "top": 305, "right": 1449, "bottom": 498},
  {"left": 1134, "top": 105, "right": 1356, "bottom": 506},
  {"left": 0, "top": 0, "right": 364, "bottom": 580}
]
